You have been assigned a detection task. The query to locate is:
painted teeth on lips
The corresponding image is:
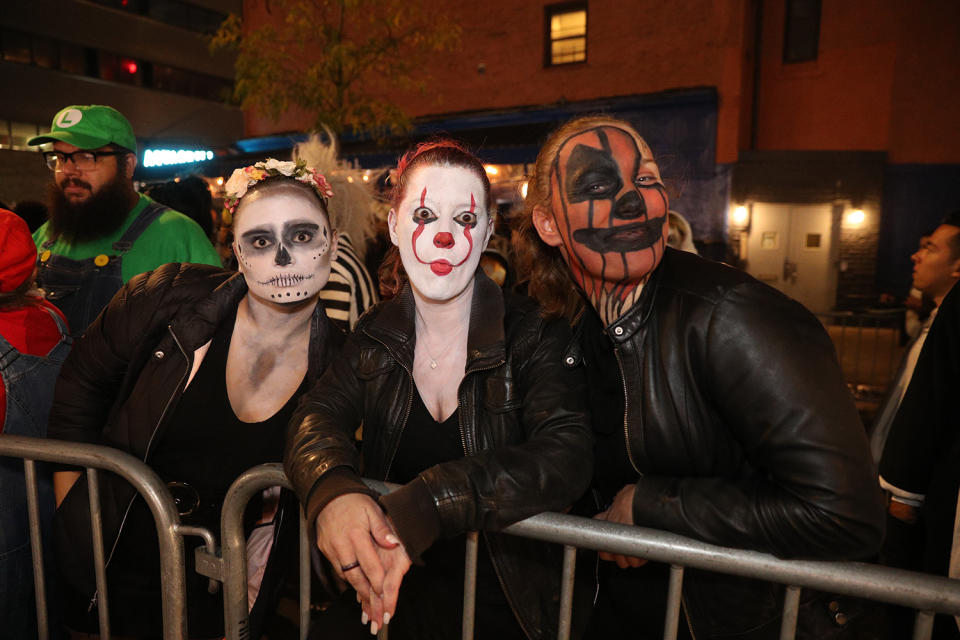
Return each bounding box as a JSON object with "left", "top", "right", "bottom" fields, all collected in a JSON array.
[{"left": 260, "top": 274, "right": 314, "bottom": 287}]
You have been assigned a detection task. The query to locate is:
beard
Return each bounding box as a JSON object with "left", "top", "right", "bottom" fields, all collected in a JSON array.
[{"left": 48, "top": 173, "right": 135, "bottom": 243}]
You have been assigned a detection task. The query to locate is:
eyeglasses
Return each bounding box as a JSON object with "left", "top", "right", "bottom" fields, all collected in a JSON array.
[{"left": 43, "top": 149, "right": 127, "bottom": 172}]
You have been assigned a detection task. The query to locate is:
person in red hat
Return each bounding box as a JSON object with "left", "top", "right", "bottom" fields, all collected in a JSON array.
[{"left": 0, "top": 209, "right": 71, "bottom": 638}]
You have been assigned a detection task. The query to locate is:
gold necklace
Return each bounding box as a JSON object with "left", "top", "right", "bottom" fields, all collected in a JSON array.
[{"left": 415, "top": 309, "right": 456, "bottom": 369}]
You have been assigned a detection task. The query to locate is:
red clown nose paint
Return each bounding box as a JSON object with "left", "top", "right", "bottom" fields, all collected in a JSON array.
[{"left": 434, "top": 232, "right": 454, "bottom": 248}]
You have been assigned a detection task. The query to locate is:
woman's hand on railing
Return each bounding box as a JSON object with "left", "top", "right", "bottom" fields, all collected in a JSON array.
[
  {"left": 360, "top": 535, "right": 412, "bottom": 632},
  {"left": 314, "top": 493, "right": 401, "bottom": 628},
  {"left": 594, "top": 484, "right": 649, "bottom": 569}
]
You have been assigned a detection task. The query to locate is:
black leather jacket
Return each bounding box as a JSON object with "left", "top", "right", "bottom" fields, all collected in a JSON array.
[
  {"left": 285, "top": 272, "right": 593, "bottom": 640},
  {"left": 573, "top": 248, "right": 886, "bottom": 638},
  {"left": 48, "top": 263, "right": 343, "bottom": 631}
]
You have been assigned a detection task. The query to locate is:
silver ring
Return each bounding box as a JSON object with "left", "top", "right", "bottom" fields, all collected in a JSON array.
[{"left": 340, "top": 560, "right": 361, "bottom": 572}]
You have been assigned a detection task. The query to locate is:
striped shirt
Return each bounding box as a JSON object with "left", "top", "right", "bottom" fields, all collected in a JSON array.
[{"left": 320, "top": 233, "right": 378, "bottom": 331}]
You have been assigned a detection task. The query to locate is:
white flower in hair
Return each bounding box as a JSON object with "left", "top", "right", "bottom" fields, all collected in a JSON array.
[
  {"left": 263, "top": 158, "right": 292, "bottom": 174},
  {"left": 224, "top": 169, "right": 251, "bottom": 201},
  {"left": 223, "top": 158, "right": 334, "bottom": 214}
]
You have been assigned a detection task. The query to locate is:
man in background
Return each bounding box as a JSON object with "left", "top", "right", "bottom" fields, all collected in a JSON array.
[
  {"left": 870, "top": 212, "right": 960, "bottom": 460},
  {"left": 29, "top": 104, "right": 220, "bottom": 336}
]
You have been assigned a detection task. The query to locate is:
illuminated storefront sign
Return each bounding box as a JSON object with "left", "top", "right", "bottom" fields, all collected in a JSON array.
[{"left": 143, "top": 148, "right": 214, "bottom": 168}]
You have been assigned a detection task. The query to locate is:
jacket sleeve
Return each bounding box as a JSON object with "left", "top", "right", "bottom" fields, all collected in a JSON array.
[
  {"left": 283, "top": 332, "right": 372, "bottom": 531},
  {"left": 45, "top": 264, "right": 191, "bottom": 448},
  {"left": 631, "top": 282, "right": 886, "bottom": 560},
  {"left": 880, "top": 285, "right": 960, "bottom": 501},
  {"left": 399, "top": 313, "right": 593, "bottom": 547}
]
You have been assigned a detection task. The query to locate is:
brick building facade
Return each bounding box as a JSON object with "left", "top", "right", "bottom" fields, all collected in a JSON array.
[{"left": 240, "top": 0, "right": 960, "bottom": 310}]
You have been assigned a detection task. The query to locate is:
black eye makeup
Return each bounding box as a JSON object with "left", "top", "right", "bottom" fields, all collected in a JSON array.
[
  {"left": 240, "top": 227, "right": 277, "bottom": 252},
  {"left": 453, "top": 211, "right": 478, "bottom": 228},
  {"left": 413, "top": 207, "right": 437, "bottom": 224},
  {"left": 283, "top": 222, "right": 320, "bottom": 245},
  {"left": 565, "top": 144, "right": 624, "bottom": 203}
]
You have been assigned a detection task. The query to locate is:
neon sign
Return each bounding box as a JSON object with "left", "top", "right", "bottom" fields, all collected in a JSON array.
[{"left": 143, "top": 148, "right": 214, "bottom": 168}]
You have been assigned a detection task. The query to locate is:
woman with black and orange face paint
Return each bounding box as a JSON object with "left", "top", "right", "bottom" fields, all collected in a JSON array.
[
  {"left": 513, "top": 116, "right": 884, "bottom": 639},
  {"left": 285, "top": 140, "right": 592, "bottom": 639},
  {"left": 534, "top": 120, "right": 669, "bottom": 323}
]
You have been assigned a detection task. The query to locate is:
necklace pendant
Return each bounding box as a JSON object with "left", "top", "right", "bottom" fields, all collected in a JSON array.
[{"left": 430, "top": 359, "right": 438, "bottom": 369}]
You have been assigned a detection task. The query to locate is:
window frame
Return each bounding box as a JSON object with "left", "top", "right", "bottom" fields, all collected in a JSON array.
[
  {"left": 544, "top": 1, "right": 588, "bottom": 68},
  {"left": 782, "top": 0, "right": 821, "bottom": 64}
]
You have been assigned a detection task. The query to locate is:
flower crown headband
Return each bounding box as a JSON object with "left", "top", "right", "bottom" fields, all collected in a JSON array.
[{"left": 223, "top": 158, "right": 334, "bottom": 215}]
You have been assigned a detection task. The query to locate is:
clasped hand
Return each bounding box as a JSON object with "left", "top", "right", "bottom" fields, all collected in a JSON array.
[
  {"left": 315, "top": 493, "right": 412, "bottom": 635},
  {"left": 594, "top": 484, "right": 648, "bottom": 569}
]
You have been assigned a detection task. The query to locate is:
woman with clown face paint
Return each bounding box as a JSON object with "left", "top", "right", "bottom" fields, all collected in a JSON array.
[
  {"left": 47, "top": 160, "right": 345, "bottom": 639},
  {"left": 285, "top": 140, "right": 593, "bottom": 639}
]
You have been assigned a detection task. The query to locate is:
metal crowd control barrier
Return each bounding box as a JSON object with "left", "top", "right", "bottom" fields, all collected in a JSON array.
[
  {"left": 816, "top": 309, "right": 905, "bottom": 398},
  {"left": 0, "top": 433, "right": 215, "bottom": 640},
  {"left": 220, "top": 464, "right": 960, "bottom": 640},
  {"left": 5, "top": 437, "right": 960, "bottom": 640}
]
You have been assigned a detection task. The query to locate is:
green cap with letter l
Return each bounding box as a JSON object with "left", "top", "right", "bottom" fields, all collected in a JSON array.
[{"left": 28, "top": 105, "right": 137, "bottom": 152}]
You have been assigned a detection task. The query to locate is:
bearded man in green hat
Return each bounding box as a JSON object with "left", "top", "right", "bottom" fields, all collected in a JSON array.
[{"left": 30, "top": 104, "right": 220, "bottom": 336}]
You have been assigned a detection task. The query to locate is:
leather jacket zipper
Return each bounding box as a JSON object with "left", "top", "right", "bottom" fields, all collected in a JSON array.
[
  {"left": 365, "top": 331, "right": 414, "bottom": 482},
  {"left": 89, "top": 325, "right": 192, "bottom": 611},
  {"left": 383, "top": 375, "right": 413, "bottom": 483},
  {"left": 613, "top": 347, "right": 642, "bottom": 475}
]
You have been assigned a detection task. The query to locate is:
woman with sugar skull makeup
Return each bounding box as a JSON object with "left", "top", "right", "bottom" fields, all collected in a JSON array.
[
  {"left": 47, "top": 159, "right": 344, "bottom": 639},
  {"left": 284, "top": 140, "right": 593, "bottom": 640}
]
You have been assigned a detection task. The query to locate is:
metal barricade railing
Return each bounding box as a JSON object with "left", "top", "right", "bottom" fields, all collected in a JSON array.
[
  {"left": 816, "top": 310, "right": 905, "bottom": 399},
  {"left": 220, "top": 464, "right": 960, "bottom": 640},
  {"left": 4, "top": 438, "right": 959, "bottom": 640},
  {"left": 0, "top": 434, "right": 216, "bottom": 640}
]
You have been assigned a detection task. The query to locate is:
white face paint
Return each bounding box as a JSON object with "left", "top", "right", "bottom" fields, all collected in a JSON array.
[
  {"left": 389, "top": 165, "right": 493, "bottom": 302},
  {"left": 233, "top": 189, "right": 336, "bottom": 304}
]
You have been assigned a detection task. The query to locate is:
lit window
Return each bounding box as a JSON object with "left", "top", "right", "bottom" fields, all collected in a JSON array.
[{"left": 546, "top": 3, "right": 587, "bottom": 66}]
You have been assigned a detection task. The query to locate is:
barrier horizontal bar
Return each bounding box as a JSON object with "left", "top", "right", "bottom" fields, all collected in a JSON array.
[
  {"left": 500, "top": 512, "right": 960, "bottom": 616},
  {"left": 219, "top": 466, "right": 960, "bottom": 637}
]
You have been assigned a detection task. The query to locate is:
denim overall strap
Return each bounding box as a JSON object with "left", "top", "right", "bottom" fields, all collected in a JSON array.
[
  {"left": 0, "top": 306, "right": 71, "bottom": 637},
  {"left": 112, "top": 201, "right": 168, "bottom": 252},
  {"left": 35, "top": 203, "right": 169, "bottom": 337}
]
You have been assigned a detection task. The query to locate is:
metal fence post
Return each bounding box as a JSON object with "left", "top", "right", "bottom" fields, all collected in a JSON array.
[
  {"left": 23, "top": 459, "right": 49, "bottom": 640},
  {"left": 0, "top": 435, "right": 189, "bottom": 640}
]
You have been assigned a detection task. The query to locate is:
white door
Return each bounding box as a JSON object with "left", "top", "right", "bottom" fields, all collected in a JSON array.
[{"left": 745, "top": 204, "right": 836, "bottom": 313}]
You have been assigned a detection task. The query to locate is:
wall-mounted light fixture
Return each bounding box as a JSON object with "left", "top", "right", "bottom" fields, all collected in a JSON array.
[
  {"left": 519, "top": 181, "right": 529, "bottom": 199},
  {"left": 845, "top": 208, "right": 866, "bottom": 227},
  {"left": 731, "top": 204, "right": 750, "bottom": 228},
  {"left": 484, "top": 165, "right": 499, "bottom": 176}
]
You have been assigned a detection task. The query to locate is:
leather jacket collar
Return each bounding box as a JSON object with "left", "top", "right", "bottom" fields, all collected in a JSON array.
[
  {"left": 168, "top": 270, "right": 342, "bottom": 385},
  {"left": 362, "top": 270, "right": 506, "bottom": 373},
  {"left": 603, "top": 249, "right": 669, "bottom": 344}
]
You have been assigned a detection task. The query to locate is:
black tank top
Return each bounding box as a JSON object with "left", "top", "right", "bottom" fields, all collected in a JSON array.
[
  {"left": 388, "top": 389, "right": 526, "bottom": 640},
  {"left": 151, "top": 308, "right": 306, "bottom": 532},
  {"left": 97, "top": 309, "right": 307, "bottom": 638}
]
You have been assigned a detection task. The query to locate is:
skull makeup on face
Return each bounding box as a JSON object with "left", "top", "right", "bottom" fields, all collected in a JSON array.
[
  {"left": 233, "top": 188, "right": 336, "bottom": 304},
  {"left": 546, "top": 125, "right": 668, "bottom": 318},
  {"left": 389, "top": 165, "right": 493, "bottom": 302}
]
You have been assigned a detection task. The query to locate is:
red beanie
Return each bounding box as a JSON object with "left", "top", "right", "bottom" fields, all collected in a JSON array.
[{"left": 0, "top": 209, "right": 37, "bottom": 293}]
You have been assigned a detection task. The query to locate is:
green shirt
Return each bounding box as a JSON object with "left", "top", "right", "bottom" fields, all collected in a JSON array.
[{"left": 33, "top": 194, "right": 222, "bottom": 282}]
